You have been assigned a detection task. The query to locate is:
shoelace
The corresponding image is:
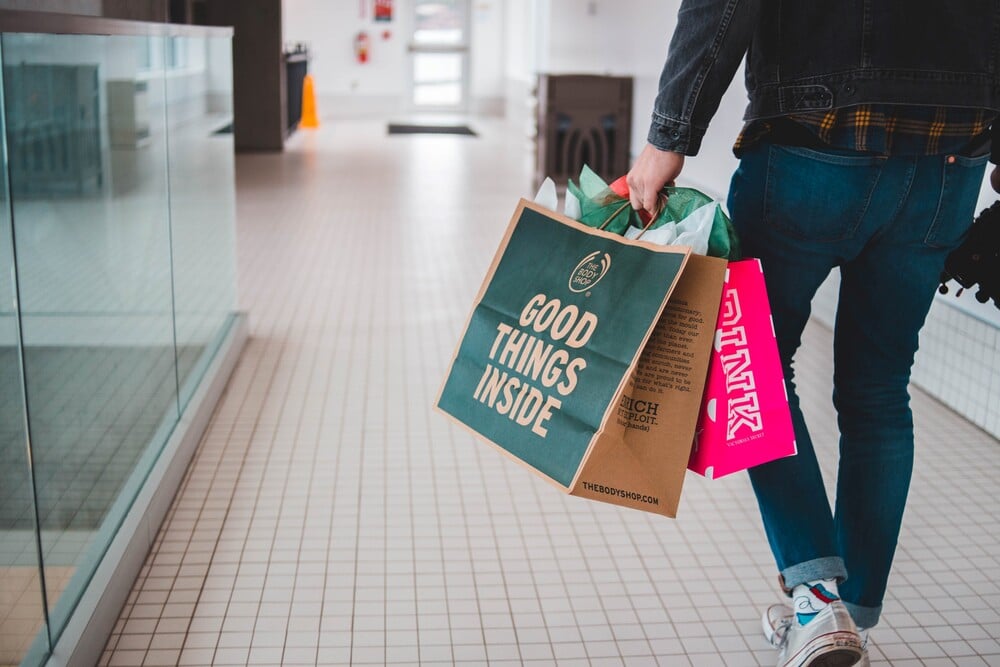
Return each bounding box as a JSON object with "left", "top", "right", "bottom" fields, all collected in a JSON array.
[{"left": 770, "top": 616, "right": 794, "bottom": 648}]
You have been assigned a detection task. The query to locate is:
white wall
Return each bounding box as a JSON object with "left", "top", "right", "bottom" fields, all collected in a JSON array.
[
  {"left": 503, "top": 0, "right": 544, "bottom": 134},
  {"left": 544, "top": 0, "right": 628, "bottom": 74},
  {"left": 471, "top": 0, "right": 505, "bottom": 114},
  {"left": 282, "top": 0, "right": 506, "bottom": 117},
  {"left": 503, "top": 0, "right": 540, "bottom": 85},
  {"left": 283, "top": 0, "right": 407, "bottom": 101}
]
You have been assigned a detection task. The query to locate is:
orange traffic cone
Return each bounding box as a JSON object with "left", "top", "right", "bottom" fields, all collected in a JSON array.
[{"left": 300, "top": 74, "right": 320, "bottom": 129}]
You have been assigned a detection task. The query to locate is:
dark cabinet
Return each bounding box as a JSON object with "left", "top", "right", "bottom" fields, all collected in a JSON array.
[
  {"left": 285, "top": 51, "right": 308, "bottom": 132},
  {"left": 536, "top": 74, "right": 633, "bottom": 186}
]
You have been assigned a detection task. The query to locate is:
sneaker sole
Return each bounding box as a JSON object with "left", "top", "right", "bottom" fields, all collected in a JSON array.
[{"left": 782, "top": 630, "right": 863, "bottom": 667}]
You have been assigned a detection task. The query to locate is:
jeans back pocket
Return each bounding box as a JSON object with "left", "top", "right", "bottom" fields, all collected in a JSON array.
[
  {"left": 924, "top": 153, "right": 989, "bottom": 249},
  {"left": 764, "top": 145, "right": 884, "bottom": 243}
]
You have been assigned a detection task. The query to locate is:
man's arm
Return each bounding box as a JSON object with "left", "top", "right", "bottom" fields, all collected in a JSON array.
[
  {"left": 629, "top": 0, "right": 761, "bottom": 213},
  {"left": 648, "top": 0, "right": 761, "bottom": 155}
]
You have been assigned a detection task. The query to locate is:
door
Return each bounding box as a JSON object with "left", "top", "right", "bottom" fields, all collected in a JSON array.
[{"left": 408, "top": 0, "right": 470, "bottom": 112}]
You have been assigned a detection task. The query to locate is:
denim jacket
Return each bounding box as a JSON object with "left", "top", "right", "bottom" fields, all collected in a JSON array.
[{"left": 649, "top": 0, "right": 1000, "bottom": 155}]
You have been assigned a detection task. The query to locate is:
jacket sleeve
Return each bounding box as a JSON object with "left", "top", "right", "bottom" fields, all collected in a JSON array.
[{"left": 648, "top": 0, "right": 762, "bottom": 155}]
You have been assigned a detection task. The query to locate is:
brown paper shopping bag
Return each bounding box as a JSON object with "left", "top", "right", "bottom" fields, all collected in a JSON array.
[
  {"left": 571, "top": 255, "right": 728, "bottom": 516},
  {"left": 436, "top": 200, "right": 727, "bottom": 517}
]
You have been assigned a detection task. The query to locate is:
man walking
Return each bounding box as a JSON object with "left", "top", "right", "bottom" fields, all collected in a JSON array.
[{"left": 627, "top": 2, "right": 1000, "bottom": 665}]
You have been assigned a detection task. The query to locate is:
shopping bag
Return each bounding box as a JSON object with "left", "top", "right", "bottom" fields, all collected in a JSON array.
[
  {"left": 688, "top": 259, "right": 797, "bottom": 478},
  {"left": 437, "top": 200, "right": 727, "bottom": 517},
  {"left": 572, "top": 252, "right": 727, "bottom": 515}
]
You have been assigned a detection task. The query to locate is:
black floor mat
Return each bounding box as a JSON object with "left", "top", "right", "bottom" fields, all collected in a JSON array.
[{"left": 388, "top": 124, "right": 477, "bottom": 136}]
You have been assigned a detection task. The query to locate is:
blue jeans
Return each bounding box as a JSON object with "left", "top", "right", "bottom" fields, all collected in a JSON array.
[{"left": 727, "top": 142, "right": 988, "bottom": 629}]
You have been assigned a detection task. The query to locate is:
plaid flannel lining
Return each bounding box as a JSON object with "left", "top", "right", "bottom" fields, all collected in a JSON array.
[{"left": 735, "top": 105, "right": 995, "bottom": 156}]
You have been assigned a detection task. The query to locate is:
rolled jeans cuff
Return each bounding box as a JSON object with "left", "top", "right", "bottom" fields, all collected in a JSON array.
[
  {"left": 780, "top": 557, "right": 848, "bottom": 592},
  {"left": 842, "top": 600, "right": 882, "bottom": 629}
]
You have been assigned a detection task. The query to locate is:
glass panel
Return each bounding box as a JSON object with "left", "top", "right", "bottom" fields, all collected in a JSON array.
[
  {"left": 0, "top": 43, "right": 49, "bottom": 666},
  {"left": 413, "top": 53, "right": 463, "bottom": 107},
  {"left": 1, "top": 32, "right": 179, "bottom": 643},
  {"left": 165, "top": 35, "right": 237, "bottom": 409},
  {"left": 414, "top": 0, "right": 466, "bottom": 45}
]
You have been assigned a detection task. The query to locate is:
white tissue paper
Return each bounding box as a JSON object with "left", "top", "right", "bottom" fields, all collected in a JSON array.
[
  {"left": 671, "top": 202, "right": 717, "bottom": 256},
  {"left": 532, "top": 177, "right": 558, "bottom": 213},
  {"left": 563, "top": 191, "right": 581, "bottom": 220},
  {"left": 624, "top": 201, "right": 717, "bottom": 256},
  {"left": 624, "top": 219, "right": 678, "bottom": 245}
]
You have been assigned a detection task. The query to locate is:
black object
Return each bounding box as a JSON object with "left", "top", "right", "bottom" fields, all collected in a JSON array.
[
  {"left": 536, "top": 74, "right": 632, "bottom": 188},
  {"left": 169, "top": 0, "right": 187, "bottom": 22},
  {"left": 5, "top": 63, "right": 102, "bottom": 197},
  {"left": 285, "top": 52, "right": 308, "bottom": 132},
  {"left": 938, "top": 200, "right": 1000, "bottom": 308},
  {"left": 388, "top": 124, "right": 478, "bottom": 136}
]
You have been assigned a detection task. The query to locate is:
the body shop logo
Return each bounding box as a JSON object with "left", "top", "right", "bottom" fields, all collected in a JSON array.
[{"left": 569, "top": 251, "right": 611, "bottom": 293}]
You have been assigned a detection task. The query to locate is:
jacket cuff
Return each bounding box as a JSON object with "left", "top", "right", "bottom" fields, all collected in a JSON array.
[{"left": 647, "top": 115, "right": 704, "bottom": 156}]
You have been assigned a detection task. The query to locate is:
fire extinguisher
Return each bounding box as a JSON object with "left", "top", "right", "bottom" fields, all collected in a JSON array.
[{"left": 354, "top": 31, "right": 370, "bottom": 64}]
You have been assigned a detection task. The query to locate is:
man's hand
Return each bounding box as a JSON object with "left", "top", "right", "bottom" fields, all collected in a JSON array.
[
  {"left": 992, "top": 165, "right": 1000, "bottom": 193},
  {"left": 626, "top": 144, "right": 686, "bottom": 215}
]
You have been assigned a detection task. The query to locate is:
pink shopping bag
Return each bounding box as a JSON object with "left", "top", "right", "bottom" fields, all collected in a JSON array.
[{"left": 688, "top": 259, "right": 797, "bottom": 478}]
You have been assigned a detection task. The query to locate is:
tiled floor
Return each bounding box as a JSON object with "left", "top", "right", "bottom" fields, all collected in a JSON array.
[
  {"left": 0, "top": 565, "right": 72, "bottom": 666},
  {"left": 99, "top": 119, "right": 1000, "bottom": 666},
  {"left": 0, "top": 342, "right": 206, "bottom": 664}
]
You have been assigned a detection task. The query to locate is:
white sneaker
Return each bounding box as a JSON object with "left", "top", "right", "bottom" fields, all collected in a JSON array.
[
  {"left": 762, "top": 601, "right": 864, "bottom": 667},
  {"left": 854, "top": 629, "right": 871, "bottom": 666}
]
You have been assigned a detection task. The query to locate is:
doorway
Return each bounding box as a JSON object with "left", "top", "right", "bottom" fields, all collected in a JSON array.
[{"left": 408, "top": 0, "right": 470, "bottom": 112}]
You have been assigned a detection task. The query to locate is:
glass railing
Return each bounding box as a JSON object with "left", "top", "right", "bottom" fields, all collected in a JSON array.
[{"left": 0, "top": 14, "right": 236, "bottom": 667}]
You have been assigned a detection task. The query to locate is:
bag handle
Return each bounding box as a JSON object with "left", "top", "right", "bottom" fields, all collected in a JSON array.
[
  {"left": 597, "top": 194, "right": 666, "bottom": 239},
  {"left": 598, "top": 201, "right": 632, "bottom": 231}
]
